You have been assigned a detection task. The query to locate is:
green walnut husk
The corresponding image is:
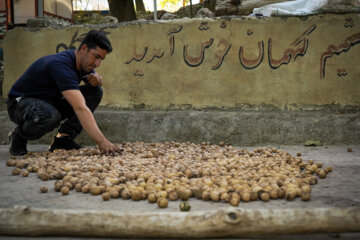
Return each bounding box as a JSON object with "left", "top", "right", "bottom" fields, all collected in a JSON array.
[
  {"left": 179, "top": 201, "right": 191, "bottom": 211},
  {"left": 304, "top": 140, "right": 323, "bottom": 146}
]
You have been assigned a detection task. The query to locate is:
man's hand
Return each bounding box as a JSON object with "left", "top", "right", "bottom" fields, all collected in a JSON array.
[
  {"left": 87, "top": 72, "right": 103, "bottom": 87},
  {"left": 98, "top": 139, "right": 124, "bottom": 156},
  {"left": 62, "top": 90, "right": 122, "bottom": 156}
]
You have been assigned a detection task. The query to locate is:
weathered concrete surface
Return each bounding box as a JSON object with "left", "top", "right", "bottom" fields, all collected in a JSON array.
[
  {"left": 0, "top": 144, "right": 359, "bottom": 239},
  {"left": 89, "top": 109, "right": 360, "bottom": 146},
  {"left": 1, "top": 234, "right": 360, "bottom": 240},
  {"left": 1, "top": 144, "right": 359, "bottom": 210},
  {"left": 2, "top": 14, "right": 360, "bottom": 110},
  {"left": 1, "top": 102, "right": 359, "bottom": 145}
]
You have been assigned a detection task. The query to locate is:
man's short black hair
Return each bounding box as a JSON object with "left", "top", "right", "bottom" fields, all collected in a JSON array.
[{"left": 78, "top": 30, "right": 112, "bottom": 53}]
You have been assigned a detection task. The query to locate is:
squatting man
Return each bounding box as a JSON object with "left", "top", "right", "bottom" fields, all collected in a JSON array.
[{"left": 6, "top": 30, "right": 122, "bottom": 156}]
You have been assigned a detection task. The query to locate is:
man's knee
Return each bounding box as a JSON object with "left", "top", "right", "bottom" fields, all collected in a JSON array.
[
  {"left": 92, "top": 86, "right": 103, "bottom": 104},
  {"left": 81, "top": 85, "right": 103, "bottom": 111},
  {"left": 81, "top": 84, "right": 103, "bottom": 97}
]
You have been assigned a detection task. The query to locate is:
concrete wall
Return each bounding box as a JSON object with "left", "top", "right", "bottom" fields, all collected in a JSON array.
[
  {"left": 3, "top": 13, "right": 360, "bottom": 110},
  {"left": 1, "top": 14, "right": 360, "bottom": 146}
]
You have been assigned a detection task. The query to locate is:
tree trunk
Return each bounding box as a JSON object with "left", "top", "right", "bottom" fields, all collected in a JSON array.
[
  {"left": 204, "top": 0, "right": 216, "bottom": 12},
  {"left": 107, "top": 0, "right": 137, "bottom": 22},
  {"left": 135, "top": 0, "right": 146, "bottom": 12}
]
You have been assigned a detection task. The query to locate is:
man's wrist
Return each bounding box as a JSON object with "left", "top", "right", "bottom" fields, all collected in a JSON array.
[{"left": 95, "top": 136, "right": 107, "bottom": 145}]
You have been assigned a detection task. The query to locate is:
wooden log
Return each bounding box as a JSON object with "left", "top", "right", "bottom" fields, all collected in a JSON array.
[{"left": 0, "top": 206, "right": 359, "bottom": 238}]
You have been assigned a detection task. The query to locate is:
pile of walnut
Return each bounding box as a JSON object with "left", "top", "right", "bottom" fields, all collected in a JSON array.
[{"left": 6, "top": 141, "right": 332, "bottom": 208}]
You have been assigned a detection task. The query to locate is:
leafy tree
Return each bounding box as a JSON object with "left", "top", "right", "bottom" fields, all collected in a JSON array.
[
  {"left": 204, "top": 0, "right": 216, "bottom": 12},
  {"left": 159, "top": 0, "right": 190, "bottom": 9}
]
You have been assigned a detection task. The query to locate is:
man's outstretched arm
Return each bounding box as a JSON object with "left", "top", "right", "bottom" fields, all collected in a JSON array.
[{"left": 62, "top": 89, "right": 122, "bottom": 155}]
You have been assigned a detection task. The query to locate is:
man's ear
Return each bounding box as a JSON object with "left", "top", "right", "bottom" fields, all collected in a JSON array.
[{"left": 80, "top": 44, "right": 88, "bottom": 52}]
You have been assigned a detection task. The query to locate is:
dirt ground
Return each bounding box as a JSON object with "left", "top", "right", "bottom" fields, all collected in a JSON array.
[{"left": 0, "top": 144, "right": 359, "bottom": 239}]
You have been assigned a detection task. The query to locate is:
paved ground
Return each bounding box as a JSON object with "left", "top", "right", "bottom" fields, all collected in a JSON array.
[
  {"left": 1, "top": 234, "right": 360, "bottom": 240},
  {"left": 0, "top": 144, "right": 359, "bottom": 239}
]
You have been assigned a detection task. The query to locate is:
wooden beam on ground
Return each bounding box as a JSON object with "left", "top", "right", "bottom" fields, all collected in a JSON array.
[{"left": 0, "top": 206, "right": 359, "bottom": 238}]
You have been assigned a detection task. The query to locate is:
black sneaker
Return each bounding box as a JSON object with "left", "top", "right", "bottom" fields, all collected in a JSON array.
[
  {"left": 49, "top": 136, "right": 83, "bottom": 152},
  {"left": 8, "top": 130, "right": 28, "bottom": 156}
]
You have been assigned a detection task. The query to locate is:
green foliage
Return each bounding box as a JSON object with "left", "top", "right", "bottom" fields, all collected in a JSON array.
[
  {"left": 72, "top": 11, "right": 108, "bottom": 24},
  {"left": 304, "top": 140, "right": 323, "bottom": 146},
  {"left": 159, "top": 0, "right": 190, "bottom": 9}
]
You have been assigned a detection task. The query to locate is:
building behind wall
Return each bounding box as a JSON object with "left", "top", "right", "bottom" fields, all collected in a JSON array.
[
  {"left": 0, "top": 0, "right": 73, "bottom": 38},
  {"left": 0, "top": 0, "right": 73, "bottom": 96}
]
